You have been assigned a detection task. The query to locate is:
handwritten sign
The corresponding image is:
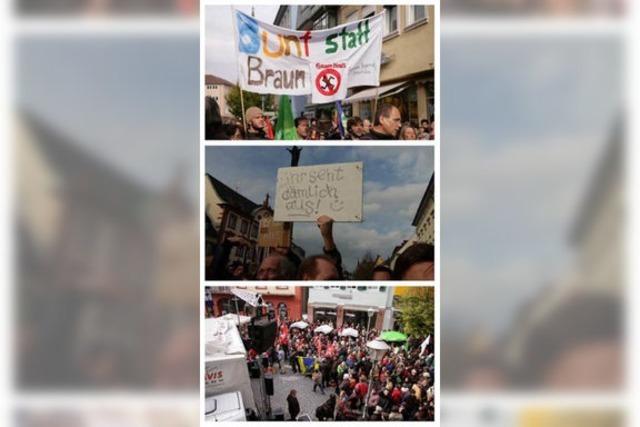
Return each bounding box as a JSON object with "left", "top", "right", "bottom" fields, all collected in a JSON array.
[
  {"left": 257, "top": 216, "right": 291, "bottom": 248},
  {"left": 274, "top": 162, "right": 363, "bottom": 222}
]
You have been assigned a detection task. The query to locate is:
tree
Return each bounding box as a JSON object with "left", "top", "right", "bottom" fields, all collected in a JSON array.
[
  {"left": 396, "top": 288, "right": 434, "bottom": 338},
  {"left": 225, "top": 85, "right": 274, "bottom": 119}
]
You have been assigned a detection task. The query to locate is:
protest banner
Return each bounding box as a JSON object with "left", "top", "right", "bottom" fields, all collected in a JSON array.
[
  {"left": 273, "top": 162, "right": 363, "bottom": 222},
  {"left": 233, "top": 9, "right": 383, "bottom": 103},
  {"left": 257, "top": 216, "right": 291, "bottom": 248}
]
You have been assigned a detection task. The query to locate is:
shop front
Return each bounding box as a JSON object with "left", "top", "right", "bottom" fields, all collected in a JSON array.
[{"left": 313, "top": 305, "right": 338, "bottom": 326}]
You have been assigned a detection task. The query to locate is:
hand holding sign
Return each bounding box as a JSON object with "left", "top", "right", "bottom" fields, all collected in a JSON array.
[{"left": 317, "top": 215, "right": 336, "bottom": 251}]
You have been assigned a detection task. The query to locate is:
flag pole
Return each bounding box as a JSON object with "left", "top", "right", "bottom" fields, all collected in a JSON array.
[
  {"left": 240, "top": 87, "right": 247, "bottom": 134},
  {"left": 231, "top": 6, "right": 248, "bottom": 134}
]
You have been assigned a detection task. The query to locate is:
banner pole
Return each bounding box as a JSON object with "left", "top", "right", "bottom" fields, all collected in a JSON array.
[
  {"left": 240, "top": 87, "right": 247, "bottom": 134},
  {"left": 230, "top": 7, "right": 248, "bottom": 134}
]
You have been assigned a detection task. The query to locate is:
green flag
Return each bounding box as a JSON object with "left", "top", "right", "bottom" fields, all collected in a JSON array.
[{"left": 275, "top": 95, "right": 298, "bottom": 140}]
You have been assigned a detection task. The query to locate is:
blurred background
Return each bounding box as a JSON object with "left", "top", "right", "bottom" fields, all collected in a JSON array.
[{"left": 8, "top": 0, "right": 631, "bottom": 426}]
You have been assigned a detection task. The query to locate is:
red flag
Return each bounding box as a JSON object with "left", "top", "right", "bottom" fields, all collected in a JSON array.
[{"left": 264, "top": 116, "right": 274, "bottom": 139}]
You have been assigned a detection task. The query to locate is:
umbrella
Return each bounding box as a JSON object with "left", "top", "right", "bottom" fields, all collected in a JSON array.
[
  {"left": 378, "top": 330, "right": 408, "bottom": 343},
  {"left": 314, "top": 324, "right": 333, "bottom": 334},
  {"left": 339, "top": 328, "right": 359, "bottom": 338},
  {"left": 290, "top": 321, "right": 309, "bottom": 329}
]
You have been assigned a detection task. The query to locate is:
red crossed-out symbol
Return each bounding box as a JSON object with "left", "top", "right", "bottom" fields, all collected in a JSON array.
[{"left": 315, "top": 68, "right": 342, "bottom": 97}]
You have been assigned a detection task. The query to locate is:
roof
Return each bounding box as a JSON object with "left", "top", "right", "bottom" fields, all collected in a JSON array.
[
  {"left": 21, "top": 110, "right": 153, "bottom": 215},
  {"left": 204, "top": 74, "right": 235, "bottom": 87},
  {"left": 412, "top": 173, "right": 435, "bottom": 227},
  {"left": 206, "top": 174, "right": 260, "bottom": 216},
  {"left": 569, "top": 114, "right": 623, "bottom": 246}
]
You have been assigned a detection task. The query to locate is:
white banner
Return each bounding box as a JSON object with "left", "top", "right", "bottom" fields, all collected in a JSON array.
[
  {"left": 234, "top": 9, "right": 383, "bottom": 103},
  {"left": 273, "top": 162, "right": 363, "bottom": 222}
]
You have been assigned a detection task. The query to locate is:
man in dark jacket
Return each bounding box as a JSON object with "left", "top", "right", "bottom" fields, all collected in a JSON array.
[
  {"left": 287, "top": 389, "right": 301, "bottom": 420},
  {"left": 369, "top": 103, "right": 401, "bottom": 139}
]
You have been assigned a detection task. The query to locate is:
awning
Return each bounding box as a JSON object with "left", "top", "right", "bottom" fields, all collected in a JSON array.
[{"left": 342, "top": 81, "right": 409, "bottom": 104}]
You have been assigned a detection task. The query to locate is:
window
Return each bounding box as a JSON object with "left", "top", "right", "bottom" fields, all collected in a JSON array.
[
  {"left": 357, "top": 286, "right": 367, "bottom": 291},
  {"left": 384, "top": 6, "right": 397, "bottom": 35},
  {"left": 280, "top": 8, "right": 290, "bottom": 28},
  {"left": 240, "top": 219, "right": 249, "bottom": 234},
  {"left": 212, "top": 84, "right": 218, "bottom": 89},
  {"left": 250, "top": 223, "right": 258, "bottom": 239},
  {"left": 345, "top": 11, "right": 358, "bottom": 23},
  {"left": 406, "top": 5, "right": 427, "bottom": 26},
  {"left": 227, "top": 214, "right": 237, "bottom": 229},
  {"left": 313, "top": 11, "right": 337, "bottom": 30},
  {"left": 379, "top": 286, "right": 387, "bottom": 292}
]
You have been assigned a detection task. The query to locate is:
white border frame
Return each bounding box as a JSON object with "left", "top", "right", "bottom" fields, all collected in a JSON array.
[{"left": 200, "top": 1, "right": 441, "bottom": 425}]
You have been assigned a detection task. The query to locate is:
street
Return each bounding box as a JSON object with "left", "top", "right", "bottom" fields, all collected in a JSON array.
[{"left": 251, "top": 364, "right": 329, "bottom": 421}]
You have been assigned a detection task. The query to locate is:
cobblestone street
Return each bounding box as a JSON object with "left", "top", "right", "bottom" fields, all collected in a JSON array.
[{"left": 251, "top": 364, "right": 331, "bottom": 420}]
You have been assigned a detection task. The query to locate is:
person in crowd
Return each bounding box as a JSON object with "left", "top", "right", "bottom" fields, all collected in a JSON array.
[
  {"left": 315, "top": 394, "right": 336, "bottom": 420},
  {"left": 256, "top": 254, "right": 297, "bottom": 280},
  {"left": 298, "top": 255, "right": 340, "bottom": 281},
  {"left": 393, "top": 243, "right": 435, "bottom": 280},
  {"left": 372, "top": 263, "right": 393, "bottom": 281},
  {"left": 287, "top": 389, "right": 301, "bottom": 420},
  {"left": 362, "top": 119, "right": 372, "bottom": 135},
  {"left": 297, "top": 216, "right": 343, "bottom": 280},
  {"left": 420, "top": 119, "right": 430, "bottom": 138},
  {"left": 244, "top": 106, "right": 268, "bottom": 140},
  {"left": 399, "top": 124, "right": 418, "bottom": 140},
  {"left": 295, "top": 117, "right": 309, "bottom": 139},
  {"left": 277, "top": 345, "right": 286, "bottom": 374},
  {"left": 205, "top": 234, "right": 251, "bottom": 280},
  {"left": 345, "top": 116, "right": 368, "bottom": 140},
  {"left": 205, "top": 97, "right": 226, "bottom": 140},
  {"left": 369, "top": 103, "right": 402, "bottom": 139},
  {"left": 227, "top": 123, "right": 245, "bottom": 140},
  {"left": 308, "top": 126, "right": 321, "bottom": 140},
  {"left": 229, "top": 261, "right": 247, "bottom": 280},
  {"left": 325, "top": 110, "right": 344, "bottom": 140},
  {"left": 312, "top": 368, "right": 326, "bottom": 394}
]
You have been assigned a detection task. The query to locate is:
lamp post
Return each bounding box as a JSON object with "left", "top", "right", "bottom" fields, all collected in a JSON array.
[
  {"left": 366, "top": 308, "right": 375, "bottom": 339},
  {"left": 232, "top": 296, "right": 241, "bottom": 327},
  {"left": 363, "top": 339, "right": 389, "bottom": 420}
]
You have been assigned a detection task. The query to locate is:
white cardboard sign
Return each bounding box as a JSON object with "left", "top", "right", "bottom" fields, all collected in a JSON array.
[{"left": 274, "top": 162, "right": 363, "bottom": 222}]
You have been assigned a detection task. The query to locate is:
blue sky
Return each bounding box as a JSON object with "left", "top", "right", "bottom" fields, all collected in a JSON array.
[
  {"left": 206, "top": 146, "right": 434, "bottom": 270},
  {"left": 17, "top": 36, "right": 200, "bottom": 200}
]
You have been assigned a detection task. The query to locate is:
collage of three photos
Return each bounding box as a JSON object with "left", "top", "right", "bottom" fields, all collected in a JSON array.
[{"left": 202, "top": 2, "right": 438, "bottom": 423}]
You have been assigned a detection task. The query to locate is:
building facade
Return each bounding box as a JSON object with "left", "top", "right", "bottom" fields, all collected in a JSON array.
[
  {"left": 413, "top": 172, "right": 435, "bottom": 244},
  {"left": 205, "top": 74, "right": 235, "bottom": 118},
  {"left": 307, "top": 286, "right": 396, "bottom": 331},
  {"left": 273, "top": 5, "right": 435, "bottom": 124},
  {"left": 389, "top": 172, "right": 435, "bottom": 268},
  {"left": 204, "top": 174, "right": 274, "bottom": 272},
  {"left": 208, "top": 286, "right": 304, "bottom": 321}
]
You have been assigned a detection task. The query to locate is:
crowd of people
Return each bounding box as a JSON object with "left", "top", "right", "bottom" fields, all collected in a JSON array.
[
  {"left": 206, "top": 216, "right": 435, "bottom": 281},
  {"left": 205, "top": 96, "right": 435, "bottom": 141},
  {"left": 244, "top": 319, "right": 435, "bottom": 421}
]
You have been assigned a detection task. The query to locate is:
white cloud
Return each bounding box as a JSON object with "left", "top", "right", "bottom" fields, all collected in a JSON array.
[{"left": 293, "top": 222, "right": 410, "bottom": 271}]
